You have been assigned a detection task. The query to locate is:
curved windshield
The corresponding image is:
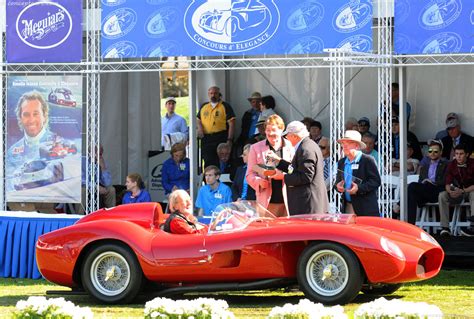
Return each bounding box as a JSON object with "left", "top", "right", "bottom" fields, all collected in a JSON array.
[{"left": 208, "top": 201, "right": 276, "bottom": 233}]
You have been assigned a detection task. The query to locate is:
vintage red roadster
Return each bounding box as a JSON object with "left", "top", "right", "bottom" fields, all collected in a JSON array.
[{"left": 36, "top": 201, "right": 444, "bottom": 305}]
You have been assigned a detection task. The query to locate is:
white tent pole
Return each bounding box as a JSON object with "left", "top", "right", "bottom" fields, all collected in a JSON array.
[{"left": 399, "top": 66, "right": 408, "bottom": 221}]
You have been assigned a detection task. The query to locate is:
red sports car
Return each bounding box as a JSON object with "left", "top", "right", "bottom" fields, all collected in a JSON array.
[{"left": 36, "top": 201, "right": 444, "bottom": 305}]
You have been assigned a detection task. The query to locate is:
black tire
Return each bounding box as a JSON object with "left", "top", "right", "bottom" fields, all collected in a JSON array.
[
  {"left": 81, "top": 243, "right": 143, "bottom": 304},
  {"left": 362, "top": 283, "right": 402, "bottom": 295},
  {"left": 297, "top": 242, "right": 363, "bottom": 305}
]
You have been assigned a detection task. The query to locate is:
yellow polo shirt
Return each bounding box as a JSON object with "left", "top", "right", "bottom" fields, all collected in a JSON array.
[{"left": 197, "top": 101, "right": 235, "bottom": 134}]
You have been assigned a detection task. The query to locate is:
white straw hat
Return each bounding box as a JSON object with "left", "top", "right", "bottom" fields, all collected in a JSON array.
[{"left": 337, "top": 130, "right": 366, "bottom": 149}]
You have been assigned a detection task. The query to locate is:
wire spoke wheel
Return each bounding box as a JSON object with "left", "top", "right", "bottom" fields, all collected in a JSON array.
[
  {"left": 307, "top": 249, "right": 349, "bottom": 296},
  {"left": 91, "top": 252, "right": 131, "bottom": 296}
]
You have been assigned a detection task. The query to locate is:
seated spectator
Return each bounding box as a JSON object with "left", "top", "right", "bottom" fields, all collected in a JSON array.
[
  {"left": 309, "top": 120, "right": 324, "bottom": 144},
  {"left": 247, "top": 117, "right": 266, "bottom": 144},
  {"left": 257, "top": 95, "right": 276, "bottom": 123},
  {"left": 232, "top": 144, "right": 256, "bottom": 201},
  {"left": 358, "top": 117, "right": 376, "bottom": 139},
  {"left": 161, "top": 143, "right": 190, "bottom": 195},
  {"left": 407, "top": 139, "right": 447, "bottom": 224},
  {"left": 362, "top": 133, "right": 379, "bottom": 167},
  {"left": 217, "top": 142, "right": 236, "bottom": 180},
  {"left": 161, "top": 97, "right": 188, "bottom": 150},
  {"left": 441, "top": 117, "right": 474, "bottom": 160},
  {"left": 438, "top": 144, "right": 474, "bottom": 236},
  {"left": 435, "top": 112, "right": 458, "bottom": 140},
  {"left": 195, "top": 165, "right": 232, "bottom": 216},
  {"left": 122, "top": 173, "right": 151, "bottom": 204},
  {"left": 345, "top": 117, "right": 358, "bottom": 130},
  {"left": 391, "top": 82, "right": 412, "bottom": 123},
  {"left": 163, "top": 190, "right": 208, "bottom": 234},
  {"left": 392, "top": 142, "right": 419, "bottom": 175},
  {"left": 391, "top": 116, "right": 422, "bottom": 160}
]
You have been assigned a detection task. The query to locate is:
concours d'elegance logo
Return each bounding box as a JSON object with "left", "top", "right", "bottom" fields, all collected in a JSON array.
[
  {"left": 102, "top": 8, "right": 137, "bottom": 39},
  {"left": 419, "top": 0, "right": 462, "bottom": 30},
  {"left": 184, "top": 0, "right": 280, "bottom": 53},
  {"left": 16, "top": 1, "right": 73, "bottom": 49},
  {"left": 333, "top": 0, "right": 372, "bottom": 33}
]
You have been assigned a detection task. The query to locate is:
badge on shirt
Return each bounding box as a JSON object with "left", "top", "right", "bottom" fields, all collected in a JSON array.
[
  {"left": 351, "top": 164, "right": 359, "bottom": 170},
  {"left": 179, "top": 163, "right": 186, "bottom": 171},
  {"left": 214, "top": 193, "right": 223, "bottom": 199},
  {"left": 288, "top": 164, "right": 294, "bottom": 174}
]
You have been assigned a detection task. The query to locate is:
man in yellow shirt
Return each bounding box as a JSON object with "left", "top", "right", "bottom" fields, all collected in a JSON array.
[{"left": 197, "top": 86, "right": 236, "bottom": 167}]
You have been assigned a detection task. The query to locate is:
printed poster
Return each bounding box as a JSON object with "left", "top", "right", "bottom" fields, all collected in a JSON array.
[{"left": 6, "top": 75, "right": 83, "bottom": 203}]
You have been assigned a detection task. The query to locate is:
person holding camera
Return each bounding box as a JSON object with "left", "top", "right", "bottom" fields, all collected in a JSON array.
[{"left": 438, "top": 144, "right": 474, "bottom": 236}]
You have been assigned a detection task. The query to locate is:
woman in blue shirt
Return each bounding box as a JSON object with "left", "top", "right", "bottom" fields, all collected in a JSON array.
[
  {"left": 161, "top": 142, "right": 190, "bottom": 195},
  {"left": 122, "top": 173, "right": 152, "bottom": 204}
]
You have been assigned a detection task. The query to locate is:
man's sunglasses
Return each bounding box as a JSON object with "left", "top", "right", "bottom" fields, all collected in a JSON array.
[{"left": 428, "top": 149, "right": 439, "bottom": 154}]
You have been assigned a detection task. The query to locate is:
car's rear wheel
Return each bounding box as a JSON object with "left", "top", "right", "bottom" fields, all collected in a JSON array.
[
  {"left": 362, "top": 283, "right": 402, "bottom": 295},
  {"left": 297, "top": 242, "right": 362, "bottom": 305},
  {"left": 225, "top": 18, "right": 238, "bottom": 37},
  {"left": 82, "top": 243, "right": 143, "bottom": 304}
]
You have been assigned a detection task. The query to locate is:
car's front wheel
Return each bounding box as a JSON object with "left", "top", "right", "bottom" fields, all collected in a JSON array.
[
  {"left": 297, "top": 242, "right": 362, "bottom": 305},
  {"left": 82, "top": 243, "right": 143, "bottom": 304}
]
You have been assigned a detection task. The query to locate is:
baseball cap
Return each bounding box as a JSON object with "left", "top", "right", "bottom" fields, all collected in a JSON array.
[
  {"left": 282, "top": 121, "right": 308, "bottom": 136},
  {"left": 358, "top": 117, "right": 370, "bottom": 126},
  {"left": 446, "top": 112, "right": 458, "bottom": 121},
  {"left": 247, "top": 92, "right": 262, "bottom": 101},
  {"left": 427, "top": 139, "right": 444, "bottom": 150},
  {"left": 165, "top": 97, "right": 176, "bottom": 103},
  {"left": 446, "top": 118, "right": 459, "bottom": 128}
]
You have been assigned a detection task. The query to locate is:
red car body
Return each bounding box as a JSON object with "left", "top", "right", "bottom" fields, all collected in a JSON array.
[{"left": 36, "top": 202, "right": 444, "bottom": 305}]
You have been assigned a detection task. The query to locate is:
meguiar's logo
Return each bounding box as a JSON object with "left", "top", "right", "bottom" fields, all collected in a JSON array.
[
  {"left": 333, "top": 0, "right": 372, "bottom": 33},
  {"left": 16, "top": 2, "right": 73, "bottom": 50},
  {"left": 184, "top": 0, "right": 280, "bottom": 53},
  {"left": 420, "top": 0, "right": 462, "bottom": 30}
]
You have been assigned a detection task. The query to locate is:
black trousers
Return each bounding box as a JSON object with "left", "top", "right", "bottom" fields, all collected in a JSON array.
[
  {"left": 407, "top": 182, "right": 443, "bottom": 224},
  {"left": 201, "top": 131, "right": 227, "bottom": 168}
]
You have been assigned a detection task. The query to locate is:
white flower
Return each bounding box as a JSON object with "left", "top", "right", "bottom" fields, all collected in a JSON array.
[
  {"left": 144, "top": 297, "right": 234, "bottom": 319},
  {"left": 14, "top": 296, "right": 93, "bottom": 319},
  {"left": 354, "top": 297, "right": 443, "bottom": 319},
  {"left": 268, "top": 299, "right": 347, "bottom": 319}
]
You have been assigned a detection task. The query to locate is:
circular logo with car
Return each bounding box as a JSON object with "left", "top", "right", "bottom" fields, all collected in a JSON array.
[
  {"left": 145, "top": 7, "right": 180, "bottom": 38},
  {"left": 286, "top": 1, "right": 324, "bottom": 34},
  {"left": 286, "top": 36, "right": 324, "bottom": 55},
  {"left": 184, "top": 0, "right": 280, "bottom": 53},
  {"left": 102, "top": 8, "right": 137, "bottom": 39},
  {"left": 103, "top": 41, "right": 138, "bottom": 58},
  {"left": 419, "top": 0, "right": 462, "bottom": 30},
  {"left": 332, "top": 0, "right": 372, "bottom": 33},
  {"left": 337, "top": 34, "right": 372, "bottom": 52},
  {"left": 146, "top": 41, "right": 182, "bottom": 57},
  {"left": 422, "top": 32, "right": 462, "bottom": 54},
  {"left": 16, "top": 2, "right": 73, "bottom": 50}
]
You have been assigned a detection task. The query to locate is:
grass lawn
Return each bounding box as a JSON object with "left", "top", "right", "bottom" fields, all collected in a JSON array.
[
  {"left": 161, "top": 96, "right": 190, "bottom": 124},
  {"left": 1, "top": 270, "right": 473, "bottom": 318}
]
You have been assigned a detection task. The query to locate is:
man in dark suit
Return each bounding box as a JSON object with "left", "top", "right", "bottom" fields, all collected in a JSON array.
[
  {"left": 441, "top": 118, "right": 473, "bottom": 160},
  {"left": 335, "top": 130, "right": 381, "bottom": 216},
  {"left": 266, "top": 121, "right": 328, "bottom": 215}
]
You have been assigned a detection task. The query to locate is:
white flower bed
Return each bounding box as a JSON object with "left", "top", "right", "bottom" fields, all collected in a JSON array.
[
  {"left": 354, "top": 297, "right": 443, "bottom": 319},
  {"left": 267, "top": 299, "right": 348, "bottom": 319},
  {"left": 144, "top": 297, "right": 235, "bottom": 319},
  {"left": 14, "top": 296, "right": 93, "bottom": 319}
]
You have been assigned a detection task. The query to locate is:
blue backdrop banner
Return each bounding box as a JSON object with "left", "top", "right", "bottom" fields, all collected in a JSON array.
[
  {"left": 6, "top": 0, "right": 83, "bottom": 63},
  {"left": 101, "top": 0, "right": 373, "bottom": 58},
  {"left": 395, "top": 0, "right": 474, "bottom": 54}
]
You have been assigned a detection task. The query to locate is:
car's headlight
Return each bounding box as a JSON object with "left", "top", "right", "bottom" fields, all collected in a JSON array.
[
  {"left": 420, "top": 231, "right": 440, "bottom": 246},
  {"left": 381, "top": 236, "right": 406, "bottom": 261}
]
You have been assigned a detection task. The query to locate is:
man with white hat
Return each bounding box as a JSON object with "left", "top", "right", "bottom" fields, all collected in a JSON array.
[
  {"left": 266, "top": 121, "right": 328, "bottom": 215},
  {"left": 335, "top": 130, "right": 381, "bottom": 216},
  {"left": 161, "top": 96, "right": 188, "bottom": 150}
]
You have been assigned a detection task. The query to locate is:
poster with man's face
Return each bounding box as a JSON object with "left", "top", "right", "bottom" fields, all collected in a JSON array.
[{"left": 6, "top": 75, "right": 82, "bottom": 203}]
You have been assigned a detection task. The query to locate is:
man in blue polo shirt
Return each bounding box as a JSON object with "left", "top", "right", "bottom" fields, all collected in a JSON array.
[{"left": 195, "top": 165, "right": 232, "bottom": 216}]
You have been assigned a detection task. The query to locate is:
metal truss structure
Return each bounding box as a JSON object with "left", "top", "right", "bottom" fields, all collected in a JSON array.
[{"left": 0, "top": 1, "right": 473, "bottom": 214}]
